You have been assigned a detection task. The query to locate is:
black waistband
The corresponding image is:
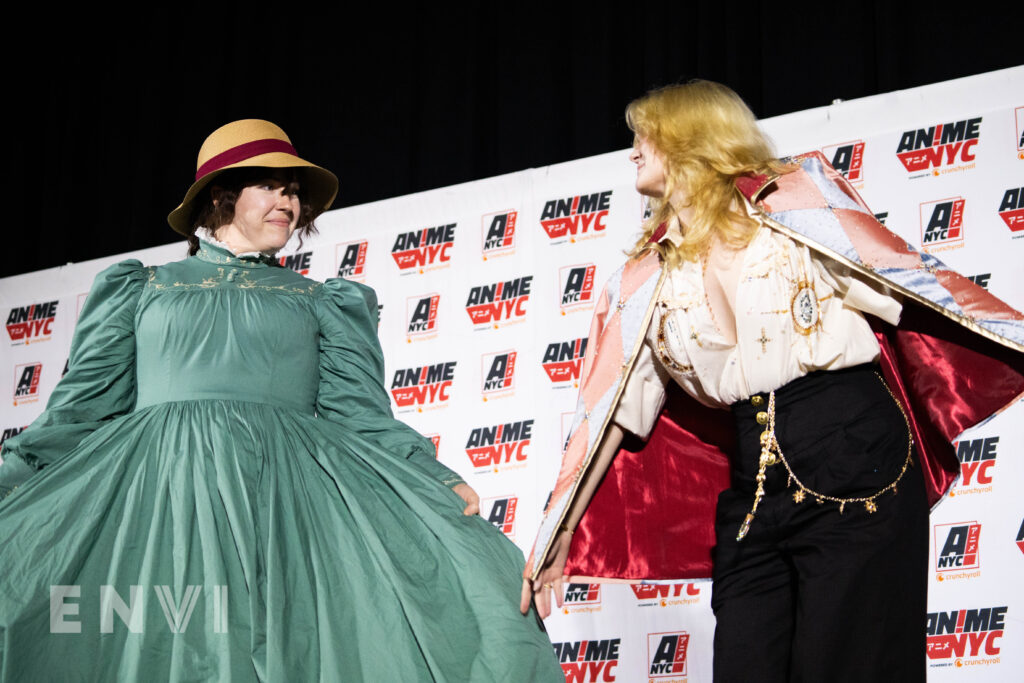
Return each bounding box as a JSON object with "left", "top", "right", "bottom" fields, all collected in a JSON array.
[{"left": 731, "top": 364, "right": 880, "bottom": 419}]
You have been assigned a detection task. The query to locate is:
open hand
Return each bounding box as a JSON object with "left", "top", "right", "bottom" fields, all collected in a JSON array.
[{"left": 519, "top": 530, "right": 572, "bottom": 618}]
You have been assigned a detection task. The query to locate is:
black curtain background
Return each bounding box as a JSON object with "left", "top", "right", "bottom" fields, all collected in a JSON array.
[{"left": 6, "top": 3, "right": 1020, "bottom": 277}]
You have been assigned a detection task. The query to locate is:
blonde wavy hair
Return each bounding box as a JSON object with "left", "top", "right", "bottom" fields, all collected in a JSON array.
[{"left": 626, "top": 80, "right": 792, "bottom": 267}]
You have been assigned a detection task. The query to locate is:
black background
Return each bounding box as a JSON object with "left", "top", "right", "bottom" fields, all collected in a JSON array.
[{"left": 5, "top": 3, "right": 1020, "bottom": 277}]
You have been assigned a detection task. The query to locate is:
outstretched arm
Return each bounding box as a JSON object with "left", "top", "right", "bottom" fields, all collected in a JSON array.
[{"left": 520, "top": 424, "right": 625, "bottom": 617}]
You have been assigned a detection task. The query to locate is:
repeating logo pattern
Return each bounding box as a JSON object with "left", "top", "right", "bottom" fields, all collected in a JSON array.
[
  {"left": 647, "top": 632, "right": 689, "bottom": 679},
  {"left": 6, "top": 302, "right": 58, "bottom": 345},
  {"left": 336, "top": 240, "right": 368, "bottom": 280},
  {"left": 391, "top": 224, "right": 456, "bottom": 272},
  {"left": 481, "top": 210, "right": 517, "bottom": 258},
  {"left": 552, "top": 639, "right": 620, "bottom": 682},
  {"left": 540, "top": 191, "right": 612, "bottom": 243},
  {"left": 389, "top": 362, "right": 456, "bottom": 411},
  {"left": 465, "top": 419, "right": 533, "bottom": 471},
  {"left": 896, "top": 118, "right": 981, "bottom": 175}
]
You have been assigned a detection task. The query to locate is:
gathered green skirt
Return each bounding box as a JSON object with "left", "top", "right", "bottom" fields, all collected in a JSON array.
[{"left": 0, "top": 400, "right": 561, "bottom": 682}]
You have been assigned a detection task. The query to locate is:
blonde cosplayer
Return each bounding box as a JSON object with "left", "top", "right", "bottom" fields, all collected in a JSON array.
[{"left": 626, "top": 80, "right": 792, "bottom": 267}]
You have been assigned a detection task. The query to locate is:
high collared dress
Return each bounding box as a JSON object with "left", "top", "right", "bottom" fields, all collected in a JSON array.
[{"left": 0, "top": 241, "right": 562, "bottom": 682}]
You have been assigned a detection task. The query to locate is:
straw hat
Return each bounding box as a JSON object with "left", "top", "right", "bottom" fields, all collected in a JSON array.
[{"left": 167, "top": 119, "right": 339, "bottom": 235}]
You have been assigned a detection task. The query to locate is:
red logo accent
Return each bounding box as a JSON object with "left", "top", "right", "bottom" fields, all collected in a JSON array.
[
  {"left": 920, "top": 197, "right": 966, "bottom": 246},
  {"left": 13, "top": 362, "right": 42, "bottom": 401},
  {"left": 998, "top": 187, "right": 1024, "bottom": 232},
  {"left": 391, "top": 224, "right": 456, "bottom": 271},
  {"left": 630, "top": 584, "right": 700, "bottom": 601},
  {"left": 465, "top": 277, "right": 532, "bottom": 326},
  {"left": 540, "top": 192, "right": 612, "bottom": 241},
  {"left": 336, "top": 240, "right": 368, "bottom": 279},
  {"left": 926, "top": 606, "right": 1006, "bottom": 661},
  {"left": 935, "top": 522, "right": 981, "bottom": 572},
  {"left": 481, "top": 351, "right": 517, "bottom": 395},
  {"left": 562, "top": 583, "right": 601, "bottom": 606},
  {"left": 406, "top": 294, "right": 440, "bottom": 336},
  {"left": 822, "top": 140, "right": 865, "bottom": 182},
  {"left": 559, "top": 264, "right": 596, "bottom": 311},
  {"left": 542, "top": 338, "right": 588, "bottom": 384},
  {"left": 278, "top": 251, "right": 312, "bottom": 275},
  {"left": 481, "top": 210, "right": 517, "bottom": 257},
  {"left": 465, "top": 420, "right": 534, "bottom": 469},
  {"left": 647, "top": 632, "right": 689, "bottom": 678},
  {"left": 896, "top": 118, "right": 981, "bottom": 173},
  {"left": 389, "top": 363, "right": 456, "bottom": 410},
  {"left": 482, "top": 496, "right": 518, "bottom": 537},
  {"left": 6, "top": 302, "right": 58, "bottom": 343}
]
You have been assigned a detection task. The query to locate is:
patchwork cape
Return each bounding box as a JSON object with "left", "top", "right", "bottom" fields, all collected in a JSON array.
[{"left": 526, "top": 151, "right": 1024, "bottom": 582}]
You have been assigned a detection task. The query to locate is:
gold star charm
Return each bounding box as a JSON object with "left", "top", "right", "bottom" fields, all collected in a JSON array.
[
  {"left": 792, "top": 489, "right": 805, "bottom": 504},
  {"left": 865, "top": 500, "right": 878, "bottom": 513}
]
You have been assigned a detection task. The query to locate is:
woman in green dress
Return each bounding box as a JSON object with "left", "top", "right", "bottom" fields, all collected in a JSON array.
[{"left": 0, "top": 120, "right": 561, "bottom": 682}]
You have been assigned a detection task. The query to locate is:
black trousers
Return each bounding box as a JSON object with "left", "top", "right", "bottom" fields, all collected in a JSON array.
[{"left": 712, "top": 366, "right": 928, "bottom": 683}]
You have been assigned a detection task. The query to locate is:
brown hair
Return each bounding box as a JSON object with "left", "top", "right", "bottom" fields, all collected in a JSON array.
[{"left": 186, "top": 168, "right": 321, "bottom": 255}]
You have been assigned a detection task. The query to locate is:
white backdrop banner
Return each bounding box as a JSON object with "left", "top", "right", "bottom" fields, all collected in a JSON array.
[{"left": 2, "top": 66, "right": 1022, "bottom": 682}]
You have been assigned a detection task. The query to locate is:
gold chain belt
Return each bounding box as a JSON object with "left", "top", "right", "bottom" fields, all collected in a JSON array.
[{"left": 736, "top": 372, "right": 914, "bottom": 541}]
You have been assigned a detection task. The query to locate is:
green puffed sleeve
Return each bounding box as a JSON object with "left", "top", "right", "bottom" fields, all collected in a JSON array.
[
  {"left": 316, "top": 278, "right": 465, "bottom": 487},
  {"left": 0, "top": 260, "right": 147, "bottom": 496}
]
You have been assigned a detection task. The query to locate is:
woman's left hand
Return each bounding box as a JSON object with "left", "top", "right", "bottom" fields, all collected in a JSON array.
[{"left": 452, "top": 483, "right": 480, "bottom": 516}]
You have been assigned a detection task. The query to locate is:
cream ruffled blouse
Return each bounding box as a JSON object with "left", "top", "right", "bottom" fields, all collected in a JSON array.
[{"left": 614, "top": 213, "right": 903, "bottom": 439}]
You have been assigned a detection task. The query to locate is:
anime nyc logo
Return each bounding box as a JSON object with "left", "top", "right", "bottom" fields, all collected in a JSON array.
[
  {"left": 822, "top": 140, "right": 865, "bottom": 182},
  {"left": 998, "top": 187, "right": 1024, "bottom": 233},
  {"left": 919, "top": 197, "right": 965, "bottom": 251},
  {"left": 559, "top": 264, "right": 596, "bottom": 314},
  {"left": 390, "top": 362, "right": 456, "bottom": 412},
  {"left": 7, "top": 301, "right": 58, "bottom": 345},
  {"left": 934, "top": 522, "right": 981, "bottom": 581},
  {"left": 647, "top": 632, "right": 690, "bottom": 680},
  {"left": 406, "top": 294, "right": 440, "bottom": 340},
  {"left": 336, "top": 240, "right": 368, "bottom": 280},
  {"left": 391, "top": 224, "right": 456, "bottom": 273},
  {"left": 481, "top": 496, "right": 517, "bottom": 538},
  {"left": 13, "top": 362, "right": 42, "bottom": 405},
  {"left": 481, "top": 350, "right": 517, "bottom": 398},
  {"left": 278, "top": 250, "right": 312, "bottom": 275},
  {"left": 561, "top": 584, "right": 602, "bottom": 615},
  {"left": 465, "top": 419, "right": 533, "bottom": 472},
  {"left": 540, "top": 191, "right": 612, "bottom": 243},
  {"left": 465, "top": 276, "right": 532, "bottom": 329},
  {"left": 563, "top": 584, "right": 601, "bottom": 606},
  {"left": 896, "top": 117, "right": 981, "bottom": 176},
  {"left": 481, "top": 210, "right": 517, "bottom": 259},
  {"left": 926, "top": 606, "right": 1005, "bottom": 667},
  {"left": 631, "top": 583, "right": 701, "bottom": 608},
  {"left": 950, "top": 437, "right": 998, "bottom": 496},
  {"left": 552, "top": 638, "right": 620, "bottom": 682},
  {"left": 542, "top": 337, "right": 588, "bottom": 386}
]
